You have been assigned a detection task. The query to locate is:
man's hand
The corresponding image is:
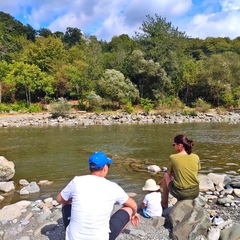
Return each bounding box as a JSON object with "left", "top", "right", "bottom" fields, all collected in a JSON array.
[{"left": 131, "top": 213, "right": 140, "bottom": 226}]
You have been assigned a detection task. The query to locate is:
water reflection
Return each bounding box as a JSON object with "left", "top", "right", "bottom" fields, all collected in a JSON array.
[{"left": 0, "top": 122, "right": 239, "bottom": 207}]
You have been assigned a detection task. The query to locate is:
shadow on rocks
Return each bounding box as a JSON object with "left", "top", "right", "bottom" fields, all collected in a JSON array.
[{"left": 42, "top": 217, "right": 65, "bottom": 240}]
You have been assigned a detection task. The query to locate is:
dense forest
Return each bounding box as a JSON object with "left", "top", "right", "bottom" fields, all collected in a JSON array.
[{"left": 0, "top": 11, "right": 240, "bottom": 113}]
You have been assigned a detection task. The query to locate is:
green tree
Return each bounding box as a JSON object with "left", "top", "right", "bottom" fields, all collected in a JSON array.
[
  {"left": 22, "top": 36, "right": 66, "bottom": 73},
  {"left": 198, "top": 54, "right": 232, "bottom": 106},
  {"left": 84, "top": 36, "right": 104, "bottom": 81},
  {"left": 62, "top": 27, "right": 84, "bottom": 48},
  {"left": 135, "top": 14, "right": 187, "bottom": 65},
  {"left": 65, "top": 61, "right": 91, "bottom": 101},
  {"left": 37, "top": 28, "right": 53, "bottom": 38},
  {"left": 0, "top": 60, "right": 11, "bottom": 102},
  {"left": 103, "top": 34, "right": 138, "bottom": 75},
  {"left": 128, "top": 50, "right": 169, "bottom": 100},
  {"left": 180, "top": 58, "right": 200, "bottom": 103},
  {"left": 4, "top": 62, "right": 53, "bottom": 105},
  {"left": 97, "top": 69, "right": 139, "bottom": 107}
]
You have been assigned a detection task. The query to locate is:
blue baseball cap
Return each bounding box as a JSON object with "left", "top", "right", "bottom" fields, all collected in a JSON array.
[{"left": 88, "top": 151, "right": 113, "bottom": 169}]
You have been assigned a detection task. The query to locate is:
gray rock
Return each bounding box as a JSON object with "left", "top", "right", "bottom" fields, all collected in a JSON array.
[
  {"left": 169, "top": 197, "right": 210, "bottom": 240},
  {"left": 220, "top": 224, "right": 240, "bottom": 240},
  {"left": 0, "top": 156, "right": 15, "bottom": 181},
  {"left": 20, "top": 181, "right": 40, "bottom": 195},
  {"left": 217, "top": 197, "right": 232, "bottom": 205}
]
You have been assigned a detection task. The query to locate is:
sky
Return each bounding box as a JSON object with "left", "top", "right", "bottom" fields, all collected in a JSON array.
[{"left": 1, "top": 0, "right": 240, "bottom": 42}]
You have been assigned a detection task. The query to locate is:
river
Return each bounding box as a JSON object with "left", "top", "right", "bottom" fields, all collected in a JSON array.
[{"left": 0, "top": 122, "right": 239, "bottom": 207}]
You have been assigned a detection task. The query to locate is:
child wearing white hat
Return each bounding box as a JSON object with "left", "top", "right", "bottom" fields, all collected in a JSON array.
[{"left": 141, "top": 179, "right": 162, "bottom": 218}]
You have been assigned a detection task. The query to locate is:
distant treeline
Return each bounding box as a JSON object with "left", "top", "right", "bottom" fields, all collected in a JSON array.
[{"left": 0, "top": 11, "right": 240, "bottom": 111}]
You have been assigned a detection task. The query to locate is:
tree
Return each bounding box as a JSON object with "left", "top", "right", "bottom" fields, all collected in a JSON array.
[
  {"left": 3, "top": 62, "right": 53, "bottom": 105},
  {"left": 65, "top": 61, "right": 91, "bottom": 101},
  {"left": 62, "top": 27, "right": 84, "bottom": 48},
  {"left": 22, "top": 36, "right": 65, "bottom": 72},
  {"left": 84, "top": 36, "right": 104, "bottom": 81},
  {"left": 103, "top": 34, "right": 138, "bottom": 75},
  {"left": 198, "top": 54, "right": 232, "bottom": 106},
  {"left": 37, "top": 28, "right": 53, "bottom": 38},
  {"left": 97, "top": 69, "right": 139, "bottom": 107},
  {"left": 128, "top": 50, "right": 169, "bottom": 100},
  {"left": 0, "top": 60, "right": 11, "bottom": 102},
  {"left": 180, "top": 58, "right": 200, "bottom": 103},
  {"left": 26, "top": 24, "right": 36, "bottom": 41},
  {"left": 135, "top": 14, "right": 187, "bottom": 64}
]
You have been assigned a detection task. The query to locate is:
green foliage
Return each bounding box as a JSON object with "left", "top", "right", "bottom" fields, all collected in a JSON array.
[
  {"left": 124, "top": 102, "right": 134, "bottom": 114},
  {"left": 50, "top": 98, "right": 72, "bottom": 118},
  {"left": 158, "top": 96, "right": 185, "bottom": 109},
  {"left": 0, "top": 103, "right": 11, "bottom": 112},
  {"left": 86, "top": 91, "right": 102, "bottom": 111},
  {"left": 140, "top": 98, "right": 154, "bottom": 113},
  {"left": 0, "top": 102, "right": 42, "bottom": 113},
  {"left": 1, "top": 11, "right": 240, "bottom": 111},
  {"left": 97, "top": 69, "right": 140, "bottom": 107},
  {"left": 182, "top": 108, "right": 198, "bottom": 116},
  {"left": 11, "top": 101, "right": 28, "bottom": 111},
  {"left": 128, "top": 50, "right": 170, "bottom": 99},
  {"left": 28, "top": 104, "right": 42, "bottom": 113},
  {"left": 222, "top": 93, "right": 234, "bottom": 108},
  {"left": 192, "top": 98, "right": 211, "bottom": 113}
]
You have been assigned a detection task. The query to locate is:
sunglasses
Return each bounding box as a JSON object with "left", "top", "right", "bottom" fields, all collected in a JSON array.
[
  {"left": 107, "top": 164, "right": 110, "bottom": 168},
  {"left": 172, "top": 143, "right": 176, "bottom": 146}
]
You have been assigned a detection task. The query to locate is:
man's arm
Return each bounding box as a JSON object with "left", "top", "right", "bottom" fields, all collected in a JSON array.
[
  {"left": 56, "top": 193, "right": 72, "bottom": 206},
  {"left": 123, "top": 197, "right": 140, "bottom": 226}
]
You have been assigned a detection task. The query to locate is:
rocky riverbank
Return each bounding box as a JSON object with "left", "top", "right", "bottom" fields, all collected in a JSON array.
[
  {"left": 0, "top": 172, "right": 240, "bottom": 240},
  {"left": 0, "top": 109, "right": 239, "bottom": 127}
]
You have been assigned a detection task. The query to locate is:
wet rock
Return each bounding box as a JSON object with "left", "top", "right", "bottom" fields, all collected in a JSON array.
[
  {"left": 0, "top": 181, "right": 15, "bottom": 192},
  {"left": 20, "top": 182, "right": 40, "bottom": 195},
  {"left": 0, "top": 156, "right": 15, "bottom": 181}
]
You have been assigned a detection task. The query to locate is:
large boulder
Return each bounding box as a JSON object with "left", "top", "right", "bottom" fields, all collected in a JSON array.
[
  {"left": 0, "top": 156, "right": 15, "bottom": 181},
  {"left": 198, "top": 174, "right": 215, "bottom": 192},
  {"left": 169, "top": 195, "right": 211, "bottom": 240},
  {"left": 207, "top": 173, "right": 231, "bottom": 191}
]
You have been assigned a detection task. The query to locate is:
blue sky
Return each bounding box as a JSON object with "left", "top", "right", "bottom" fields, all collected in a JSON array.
[{"left": 1, "top": 0, "right": 240, "bottom": 41}]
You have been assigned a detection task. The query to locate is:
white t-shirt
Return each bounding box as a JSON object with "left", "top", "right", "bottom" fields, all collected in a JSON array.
[
  {"left": 143, "top": 192, "right": 162, "bottom": 217},
  {"left": 61, "top": 175, "right": 129, "bottom": 240}
]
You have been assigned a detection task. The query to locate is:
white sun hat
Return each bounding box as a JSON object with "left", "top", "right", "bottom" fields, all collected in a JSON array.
[{"left": 142, "top": 179, "right": 160, "bottom": 191}]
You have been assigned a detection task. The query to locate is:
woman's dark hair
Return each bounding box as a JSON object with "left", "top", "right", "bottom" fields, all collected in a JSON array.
[{"left": 174, "top": 134, "right": 194, "bottom": 155}]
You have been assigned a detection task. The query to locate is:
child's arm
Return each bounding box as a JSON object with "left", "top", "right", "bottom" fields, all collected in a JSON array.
[{"left": 141, "top": 201, "right": 147, "bottom": 209}]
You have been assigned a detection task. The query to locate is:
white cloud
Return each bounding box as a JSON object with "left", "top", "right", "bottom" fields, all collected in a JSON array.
[
  {"left": 1, "top": 0, "right": 240, "bottom": 41},
  {"left": 220, "top": 0, "right": 240, "bottom": 11}
]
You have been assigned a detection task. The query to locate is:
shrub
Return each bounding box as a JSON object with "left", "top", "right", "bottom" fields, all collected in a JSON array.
[
  {"left": 28, "top": 104, "right": 42, "bottom": 113},
  {"left": 192, "top": 98, "right": 211, "bottom": 113},
  {"left": 124, "top": 102, "right": 134, "bottom": 114},
  {"left": 50, "top": 98, "right": 72, "bottom": 118},
  {"left": 11, "top": 101, "right": 28, "bottom": 112},
  {"left": 140, "top": 98, "right": 154, "bottom": 114},
  {"left": 0, "top": 103, "right": 11, "bottom": 112}
]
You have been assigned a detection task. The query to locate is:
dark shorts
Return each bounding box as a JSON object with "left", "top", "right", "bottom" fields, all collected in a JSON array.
[
  {"left": 109, "top": 209, "right": 130, "bottom": 240},
  {"left": 168, "top": 181, "right": 199, "bottom": 200}
]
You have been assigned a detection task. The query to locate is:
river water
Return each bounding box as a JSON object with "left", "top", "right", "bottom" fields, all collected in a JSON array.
[{"left": 0, "top": 122, "right": 239, "bottom": 207}]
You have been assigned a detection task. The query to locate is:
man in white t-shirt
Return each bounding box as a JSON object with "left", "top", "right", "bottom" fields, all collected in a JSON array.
[{"left": 56, "top": 151, "right": 140, "bottom": 240}]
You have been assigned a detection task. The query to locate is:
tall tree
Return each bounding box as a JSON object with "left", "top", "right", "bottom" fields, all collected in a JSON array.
[
  {"left": 128, "top": 50, "right": 169, "bottom": 100},
  {"left": 0, "top": 60, "right": 11, "bottom": 102},
  {"left": 3, "top": 62, "right": 53, "bottom": 105},
  {"left": 22, "top": 36, "right": 65, "bottom": 72},
  {"left": 62, "top": 27, "right": 84, "bottom": 48}
]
